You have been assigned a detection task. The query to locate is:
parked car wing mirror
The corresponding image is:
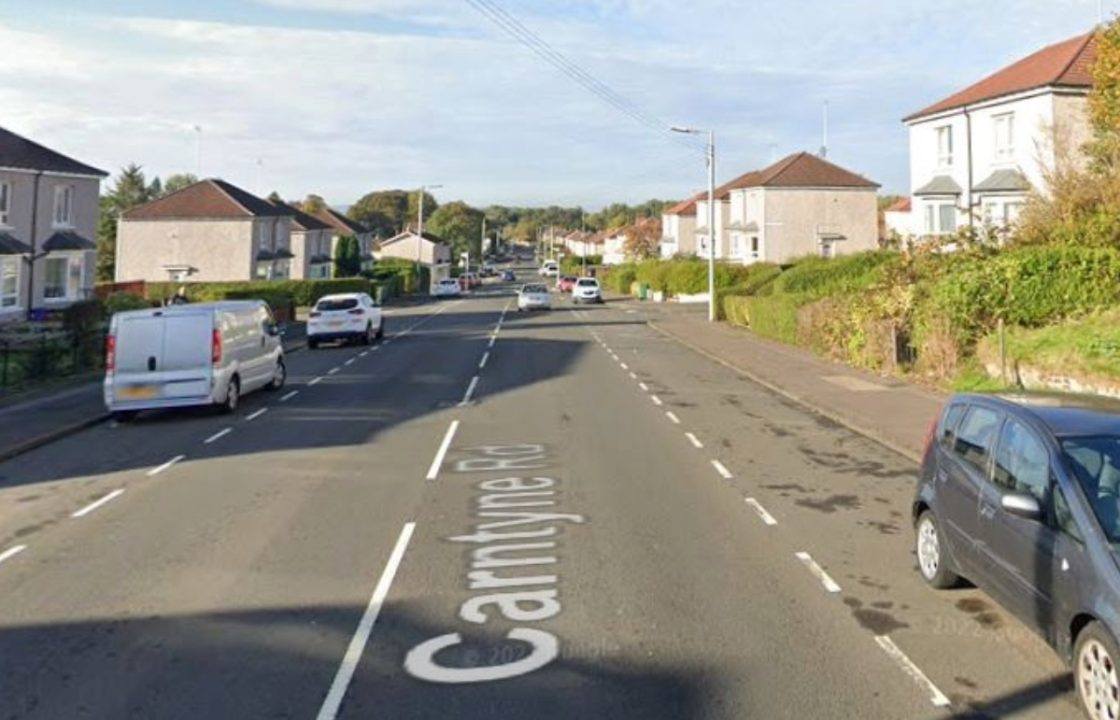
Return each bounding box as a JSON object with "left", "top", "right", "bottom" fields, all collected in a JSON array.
[
  {"left": 265, "top": 322, "right": 280, "bottom": 337},
  {"left": 1001, "top": 492, "right": 1042, "bottom": 521}
]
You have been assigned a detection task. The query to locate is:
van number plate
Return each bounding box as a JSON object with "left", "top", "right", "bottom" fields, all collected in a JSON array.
[{"left": 119, "top": 385, "right": 158, "bottom": 399}]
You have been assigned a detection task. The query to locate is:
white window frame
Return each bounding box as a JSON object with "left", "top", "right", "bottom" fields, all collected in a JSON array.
[
  {"left": 0, "top": 181, "right": 11, "bottom": 227},
  {"left": 936, "top": 125, "right": 954, "bottom": 168},
  {"left": 993, "top": 113, "right": 1015, "bottom": 163},
  {"left": 52, "top": 185, "right": 73, "bottom": 228},
  {"left": 0, "top": 256, "right": 21, "bottom": 309},
  {"left": 924, "top": 201, "right": 958, "bottom": 235},
  {"left": 42, "top": 252, "right": 82, "bottom": 301}
]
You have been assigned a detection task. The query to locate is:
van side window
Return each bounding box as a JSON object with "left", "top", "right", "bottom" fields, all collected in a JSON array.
[
  {"left": 1053, "top": 485, "right": 1084, "bottom": 543},
  {"left": 993, "top": 420, "right": 1050, "bottom": 501},
  {"left": 953, "top": 406, "right": 1001, "bottom": 474},
  {"left": 940, "top": 404, "right": 966, "bottom": 448}
]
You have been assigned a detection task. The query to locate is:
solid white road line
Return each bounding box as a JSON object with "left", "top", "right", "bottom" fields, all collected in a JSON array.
[
  {"left": 426, "top": 420, "right": 460, "bottom": 480},
  {"left": 246, "top": 408, "right": 268, "bottom": 421},
  {"left": 147, "top": 455, "right": 185, "bottom": 477},
  {"left": 72, "top": 489, "right": 125, "bottom": 518},
  {"left": 328, "top": 367, "right": 340, "bottom": 375},
  {"left": 0, "top": 544, "right": 26, "bottom": 567},
  {"left": 711, "top": 459, "right": 733, "bottom": 479},
  {"left": 309, "top": 377, "right": 323, "bottom": 386},
  {"left": 638, "top": 382, "right": 649, "bottom": 392},
  {"left": 795, "top": 552, "right": 842, "bottom": 593},
  {"left": 686, "top": 432, "right": 704, "bottom": 449},
  {"left": 479, "top": 351, "right": 489, "bottom": 369},
  {"left": 745, "top": 498, "right": 778, "bottom": 526},
  {"left": 651, "top": 395, "right": 663, "bottom": 406},
  {"left": 204, "top": 428, "right": 232, "bottom": 444},
  {"left": 316, "top": 522, "right": 416, "bottom": 720},
  {"left": 665, "top": 411, "right": 681, "bottom": 424},
  {"left": 280, "top": 390, "right": 299, "bottom": 402},
  {"left": 460, "top": 376, "right": 480, "bottom": 406},
  {"left": 874, "top": 636, "right": 952, "bottom": 708}
]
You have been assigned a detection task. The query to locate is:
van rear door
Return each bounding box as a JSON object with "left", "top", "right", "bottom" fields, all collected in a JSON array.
[
  {"left": 112, "top": 310, "right": 213, "bottom": 403},
  {"left": 158, "top": 312, "right": 214, "bottom": 400}
]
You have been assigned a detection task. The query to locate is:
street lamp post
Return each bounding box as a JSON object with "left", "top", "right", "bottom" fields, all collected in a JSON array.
[{"left": 672, "top": 126, "right": 716, "bottom": 322}]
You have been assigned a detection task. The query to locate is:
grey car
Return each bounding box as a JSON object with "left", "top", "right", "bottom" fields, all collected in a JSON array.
[{"left": 913, "top": 393, "right": 1120, "bottom": 720}]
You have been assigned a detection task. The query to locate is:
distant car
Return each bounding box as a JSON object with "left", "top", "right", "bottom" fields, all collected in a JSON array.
[
  {"left": 308, "top": 293, "right": 383, "bottom": 348},
  {"left": 558, "top": 276, "right": 577, "bottom": 293},
  {"left": 500, "top": 269, "right": 516, "bottom": 282},
  {"left": 539, "top": 261, "right": 559, "bottom": 277},
  {"left": 914, "top": 392, "right": 1120, "bottom": 720},
  {"left": 480, "top": 264, "right": 496, "bottom": 277},
  {"left": 104, "top": 301, "right": 284, "bottom": 420},
  {"left": 433, "top": 278, "right": 462, "bottom": 298},
  {"left": 572, "top": 277, "right": 603, "bottom": 304},
  {"left": 517, "top": 283, "right": 551, "bottom": 311},
  {"left": 458, "top": 272, "right": 481, "bottom": 291}
]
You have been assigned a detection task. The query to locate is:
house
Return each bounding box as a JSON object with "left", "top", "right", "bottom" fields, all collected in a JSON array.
[
  {"left": 724, "top": 152, "right": 880, "bottom": 263},
  {"left": 883, "top": 197, "right": 912, "bottom": 241},
  {"left": 601, "top": 218, "right": 662, "bottom": 266},
  {"left": 116, "top": 178, "right": 294, "bottom": 282},
  {"left": 305, "top": 206, "right": 376, "bottom": 273},
  {"left": 660, "top": 194, "right": 699, "bottom": 258},
  {"left": 562, "top": 231, "right": 603, "bottom": 258},
  {"left": 904, "top": 31, "right": 1097, "bottom": 238},
  {"left": 694, "top": 176, "right": 740, "bottom": 259},
  {"left": 376, "top": 228, "right": 452, "bottom": 267},
  {"left": 266, "top": 199, "right": 333, "bottom": 279},
  {"left": 0, "top": 126, "right": 108, "bottom": 318}
]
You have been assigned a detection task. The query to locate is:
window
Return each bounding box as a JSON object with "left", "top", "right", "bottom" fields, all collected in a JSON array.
[
  {"left": 1062, "top": 436, "right": 1120, "bottom": 545},
  {"left": 1003, "top": 202, "right": 1024, "bottom": 226},
  {"left": 43, "top": 256, "right": 69, "bottom": 299},
  {"left": 938, "top": 204, "right": 957, "bottom": 234},
  {"left": 953, "top": 406, "right": 1002, "bottom": 473},
  {"left": 936, "top": 125, "right": 953, "bottom": 167},
  {"left": 255, "top": 262, "right": 271, "bottom": 280},
  {"left": 0, "top": 181, "right": 10, "bottom": 226},
  {"left": 750, "top": 236, "right": 759, "bottom": 258},
  {"left": 1053, "top": 486, "right": 1084, "bottom": 543},
  {"left": 52, "top": 185, "right": 73, "bottom": 227},
  {"left": 730, "top": 236, "right": 741, "bottom": 257},
  {"left": 939, "top": 403, "right": 967, "bottom": 448},
  {"left": 994, "top": 420, "right": 1050, "bottom": 501},
  {"left": 993, "top": 113, "right": 1015, "bottom": 162},
  {"left": 0, "top": 257, "right": 19, "bottom": 308}
]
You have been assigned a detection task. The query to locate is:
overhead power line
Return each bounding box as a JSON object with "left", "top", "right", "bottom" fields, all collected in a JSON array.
[{"left": 463, "top": 0, "right": 706, "bottom": 155}]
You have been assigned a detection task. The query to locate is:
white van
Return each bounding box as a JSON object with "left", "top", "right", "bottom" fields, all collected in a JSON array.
[{"left": 104, "top": 301, "right": 285, "bottom": 421}]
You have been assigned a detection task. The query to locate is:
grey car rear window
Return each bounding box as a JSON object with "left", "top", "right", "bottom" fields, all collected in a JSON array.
[{"left": 953, "top": 406, "right": 1002, "bottom": 473}]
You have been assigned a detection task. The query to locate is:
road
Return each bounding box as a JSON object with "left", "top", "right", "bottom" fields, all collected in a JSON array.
[{"left": 0, "top": 269, "right": 1081, "bottom": 719}]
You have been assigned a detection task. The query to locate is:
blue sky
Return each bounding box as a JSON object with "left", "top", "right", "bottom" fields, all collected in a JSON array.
[{"left": 1, "top": 1, "right": 1115, "bottom": 208}]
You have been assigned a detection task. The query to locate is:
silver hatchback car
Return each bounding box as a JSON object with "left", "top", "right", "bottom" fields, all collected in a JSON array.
[{"left": 914, "top": 393, "right": 1120, "bottom": 720}]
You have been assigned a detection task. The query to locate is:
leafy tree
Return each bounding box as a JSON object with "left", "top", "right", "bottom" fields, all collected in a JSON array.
[
  {"left": 301, "top": 194, "right": 327, "bottom": 214},
  {"left": 1090, "top": 19, "right": 1120, "bottom": 169},
  {"left": 333, "top": 235, "right": 361, "bottom": 277},
  {"left": 427, "top": 201, "right": 484, "bottom": 259},
  {"left": 162, "top": 173, "right": 199, "bottom": 196},
  {"left": 147, "top": 176, "right": 162, "bottom": 199},
  {"left": 622, "top": 218, "right": 662, "bottom": 260},
  {"left": 266, "top": 191, "right": 284, "bottom": 203},
  {"left": 348, "top": 189, "right": 438, "bottom": 238},
  {"left": 97, "top": 164, "right": 157, "bottom": 281}
]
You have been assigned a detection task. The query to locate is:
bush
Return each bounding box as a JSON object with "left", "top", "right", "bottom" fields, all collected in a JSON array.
[
  {"left": 735, "top": 294, "right": 806, "bottom": 344},
  {"left": 977, "top": 308, "right": 1120, "bottom": 384},
  {"left": 601, "top": 263, "right": 638, "bottom": 294},
  {"left": 635, "top": 260, "right": 672, "bottom": 295},
  {"left": 221, "top": 288, "right": 296, "bottom": 318},
  {"left": 667, "top": 260, "right": 708, "bottom": 295},
  {"left": 146, "top": 278, "right": 373, "bottom": 307},
  {"left": 103, "top": 292, "right": 151, "bottom": 315},
  {"left": 773, "top": 251, "right": 898, "bottom": 299}
]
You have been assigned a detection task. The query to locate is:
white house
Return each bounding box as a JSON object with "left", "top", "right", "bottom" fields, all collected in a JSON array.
[
  {"left": 562, "top": 230, "right": 603, "bottom": 258},
  {"left": 693, "top": 178, "right": 737, "bottom": 259},
  {"left": 724, "top": 152, "right": 880, "bottom": 264},
  {"left": 883, "top": 198, "right": 912, "bottom": 241},
  {"left": 904, "top": 31, "right": 1097, "bottom": 239},
  {"left": 660, "top": 195, "right": 699, "bottom": 258}
]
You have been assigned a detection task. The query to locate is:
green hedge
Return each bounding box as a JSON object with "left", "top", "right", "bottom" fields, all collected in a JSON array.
[
  {"left": 736, "top": 293, "right": 807, "bottom": 344},
  {"left": 772, "top": 251, "right": 897, "bottom": 299},
  {"left": 602, "top": 264, "right": 638, "bottom": 294},
  {"left": 146, "top": 278, "right": 374, "bottom": 307}
]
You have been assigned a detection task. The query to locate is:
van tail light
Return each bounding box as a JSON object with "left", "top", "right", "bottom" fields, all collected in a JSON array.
[
  {"left": 348, "top": 308, "right": 364, "bottom": 315},
  {"left": 922, "top": 408, "right": 941, "bottom": 457},
  {"left": 105, "top": 334, "right": 116, "bottom": 373},
  {"left": 211, "top": 329, "right": 222, "bottom": 365}
]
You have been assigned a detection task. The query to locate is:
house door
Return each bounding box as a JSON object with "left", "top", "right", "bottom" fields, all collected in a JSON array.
[{"left": 820, "top": 241, "right": 833, "bottom": 258}]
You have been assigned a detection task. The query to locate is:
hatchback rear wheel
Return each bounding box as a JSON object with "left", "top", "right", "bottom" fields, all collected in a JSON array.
[
  {"left": 916, "top": 510, "right": 959, "bottom": 589},
  {"left": 1077, "top": 623, "right": 1120, "bottom": 720}
]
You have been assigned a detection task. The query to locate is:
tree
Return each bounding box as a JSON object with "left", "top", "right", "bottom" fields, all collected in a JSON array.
[
  {"left": 162, "top": 174, "right": 199, "bottom": 196},
  {"left": 333, "top": 235, "right": 361, "bottom": 277},
  {"left": 1090, "top": 19, "right": 1120, "bottom": 169},
  {"left": 266, "top": 191, "right": 284, "bottom": 203},
  {"left": 427, "top": 201, "right": 484, "bottom": 260},
  {"left": 301, "top": 194, "right": 327, "bottom": 214},
  {"left": 348, "top": 189, "right": 438, "bottom": 238},
  {"left": 622, "top": 218, "right": 661, "bottom": 260},
  {"left": 97, "top": 164, "right": 157, "bottom": 282}
]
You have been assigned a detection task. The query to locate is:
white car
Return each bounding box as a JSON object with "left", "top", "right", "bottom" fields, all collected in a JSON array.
[
  {"left": 104, "top": 301, "right": 284, "bottom": 420},
  {"left": 538, "top": 261, "right": 559, "bottom": 277},
  {"left": 308, "top": 293, "right": 383, "bottom": 348},
  {"left": 572, "top": 277, "right": 603, "bottom": 304},
  {"left": 433, "top": 278, "right": 462, "bottom": 298},
  {"left": 517, "top": 283, "right": 552, "bottom": 311}
]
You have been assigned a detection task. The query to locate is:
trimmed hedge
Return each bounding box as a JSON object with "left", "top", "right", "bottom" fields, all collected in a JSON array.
[
  {"left": 146, "top": 278, "right": 374, "bottom": 307},
  {"left": 772, "top": 251, "right": 898, "bottom": 299}
]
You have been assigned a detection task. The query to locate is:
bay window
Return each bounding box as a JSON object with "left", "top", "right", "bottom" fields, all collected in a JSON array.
[
  {"left": 924, "top": 202, "right": 958, "bottom": 235},
  {"left": 0, "top": 257, "right": 20, "bottom": 309}
]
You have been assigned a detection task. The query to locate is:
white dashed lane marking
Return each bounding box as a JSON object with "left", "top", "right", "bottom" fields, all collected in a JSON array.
[
  {"left": 795, "top": 552, "right": 841, "bottom": 593},
  {"left": 204, "top": 428, "right": 232, "bottom": 444},
  {"left": 745, "top": 498, "right": 778, "bottom": 526},
  {"left": 426, "top": 420, "right": 460, "bottom": 481},
  {"left": 460, "top": 376, "right": 480, "bottom": 406},
  {"left": 147, "top": 455, "right": 185, "bottom": 477},
  {"left": 328, "top": 367, "right": 340, "bottom": 375},
  {"left": 710, "top": 459, "right": 733, "bottom": 479},
  {"left": 309, "top": 377, "right": 323, "bottom": 386},
  {"left": 665, "top": 411, "right": 681, "bottom": 424},
  {"left": 875, "top": 636, "right": 951, "bottom": 708},
  {"left": 0, "top": 545, "right": 27, "bottom": 567},
  {"left": 686, "top": 433, "right": 704, "bottom": 449},
  {"left": 479, "top": 352, "right": 489, "bottom": 369},
  {"left": 281, "top": 391, "right": 299, "bottom": 402},
  {"left": 638, "top": 382, "right": 649, "bottom": 392},
  {"left": 246, "top": 408, "right": 268, "bottom": 421},
  {"left": 71, "top": 489, "right": 125, "bottom": 518}
]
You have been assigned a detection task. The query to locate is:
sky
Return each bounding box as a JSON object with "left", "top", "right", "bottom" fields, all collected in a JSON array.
[{"left": 0, "top": 0, "right": 1115, "bottom": 208}]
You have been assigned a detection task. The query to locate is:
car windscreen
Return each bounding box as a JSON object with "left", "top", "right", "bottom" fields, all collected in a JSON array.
[
  {"left": 577, "top": 279, "right": 598, "bottom": 287},
  {"left": 522, "top": 285, "right": 548, "bottom": 294},
  {"left": 1062, "top": 435, "right": 1120, "bottom": 544},
  {"left": 316, "top": 298, "right": 358, "bottom": 311}
]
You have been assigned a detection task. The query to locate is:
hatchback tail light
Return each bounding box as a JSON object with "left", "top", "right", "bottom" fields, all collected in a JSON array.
[
  {"left": 211, "top": 328, "right": 222, "bottom": 365},
  {"left": 105, "top": 334, "right": 116, "bottom": 373}
]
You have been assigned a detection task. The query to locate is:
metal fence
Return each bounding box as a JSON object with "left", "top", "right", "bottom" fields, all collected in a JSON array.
[{"left": 0, "top": 326, "right": 107, "bottom": 391}]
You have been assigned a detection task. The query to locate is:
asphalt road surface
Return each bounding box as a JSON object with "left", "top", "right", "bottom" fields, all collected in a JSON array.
[{"left": 0, "top": 271, "right": 1082, "bottom": 719}]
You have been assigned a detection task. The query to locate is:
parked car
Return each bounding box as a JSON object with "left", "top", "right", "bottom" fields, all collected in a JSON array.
[
  {"left": 308, "top": 293, "right": 383, "bottom": 348},
  {"left": 539, "top": 261, "right": 559, "bottom": 277},
  {"left": 458, "top": 272, "right": 481, "bottom": 291},
  {"left": 914, "top": 392, "right": 1120, "bottom": 720},
  {"left": 572, "top": 277, "right": 603, "bottom": 304},
  {"left": 557, "top": 276, "right": 577, "bottom": 293},
  {"left": 500, "top": 269, "right": 517, "bottom": 282},
  {"left": 517, "top": 283, "right": 551, "bottom": 311},
  {"left": 104, "top": 301, "right": 284, "bottom": 420},
  {"left": 433, "top": 278, "right": 462, "bottom": 298},
  {"left": 480, "top": 264, "right": 496, "bottom": 277}
]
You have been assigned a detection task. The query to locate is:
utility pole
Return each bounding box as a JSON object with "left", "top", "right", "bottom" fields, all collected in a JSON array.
[{"left": 672, "top": 125, "right": 717, "bottom": 322}]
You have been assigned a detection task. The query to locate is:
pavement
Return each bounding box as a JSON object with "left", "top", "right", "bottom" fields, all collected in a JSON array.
[{"left": 0, "top": 275, "right": 1081, "bottom": 719}]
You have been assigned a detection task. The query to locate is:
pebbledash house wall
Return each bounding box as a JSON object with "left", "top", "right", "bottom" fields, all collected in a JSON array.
[
  {"left": 761, "top": 188, "right": 879, "bottom": 263},
  {"left": 660, "top": 212, "right": 697, "bottom": 258},
  {"left": 116, "top": 218, "right": 256, "bottom": 282}
]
